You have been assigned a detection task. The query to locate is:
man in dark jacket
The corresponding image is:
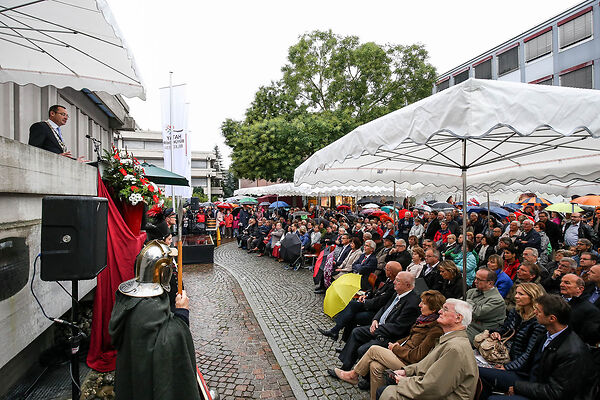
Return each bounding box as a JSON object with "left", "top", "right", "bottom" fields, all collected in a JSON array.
[
  {"left": 516, "top": 219, "right": 541, "bottom": 255},
  {"left": 334, "top": 272, "right": 420, "bottom": 370},
  {"left": 583, "top": 264, "right": 600, "bottom": 309},
  {"left": 385, "top": 239, "right": 412, "bottom": 269},
  {"left": 488, "top": 294, "right": 594, "bottom": 400},
  {"left": 424, "top": 211, "right": 440, "bottom": 241},
  {"left": 560, "top": 274, "right": 600, "bottom": 345},
  {"left": 563, "top": 212, "right": 599, "bottom": 248},
  {"left": 353, "top": 240, "right": 379, "bottom": 291},
  {"left": 317, "top": 261, "right": 403, "bottom": 342},
  {"left": 417, "top": 248, "right": 444, "bottom": 291},
  {"left": 538, "top": 211, "right": 561, "bottom": 250}
]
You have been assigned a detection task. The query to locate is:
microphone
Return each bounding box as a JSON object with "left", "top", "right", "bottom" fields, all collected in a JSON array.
[{"left": 85, "top": 134, "right": 101, "bottom": 143}]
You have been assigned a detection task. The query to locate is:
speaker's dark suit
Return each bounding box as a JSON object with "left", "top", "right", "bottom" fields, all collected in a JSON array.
[
  {"left": 338, "top": 290, "right": 420, "bottom": 370},
  {"left": 28, "top": 121, "right": 64, "bottom": 154}
]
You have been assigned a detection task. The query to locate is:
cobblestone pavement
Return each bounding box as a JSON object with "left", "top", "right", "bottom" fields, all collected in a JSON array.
[
  {"left": 186, "top": 262, "right": 295, "bottom": 399},
  {"left": 208, "top": 242, "right": 366, "bottom": 400}
]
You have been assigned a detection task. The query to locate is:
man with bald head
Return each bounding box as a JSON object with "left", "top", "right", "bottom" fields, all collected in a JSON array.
[
  {"left": 583, "top": 264, "right": 600, "bottom": 308},
  {"left": 560, "top": 273, "right": 600, "bottom": 345},
  {"left": 318, "top": 261, "right": 404, "bottom": 342},
  {"left": 563, "top": 212, "right": 598, "bottom": 248},
  {"left": 335, "top": 271, "right": 420, "bottom": 370}
]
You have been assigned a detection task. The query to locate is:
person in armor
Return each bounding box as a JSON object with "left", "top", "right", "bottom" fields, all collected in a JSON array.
[{"left": 109, "top": 240, "right": 201, "bottom": 400}]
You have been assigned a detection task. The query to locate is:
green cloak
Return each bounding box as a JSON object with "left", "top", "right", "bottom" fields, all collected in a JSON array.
[{"left": 109, "top": 291, "right": 202, "bottom": 400}]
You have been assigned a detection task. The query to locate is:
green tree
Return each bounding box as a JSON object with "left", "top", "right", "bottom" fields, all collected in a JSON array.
[
  {"left": 222, "top": 30, "right": 436, "bottom": 182},
  {"left": 192, "top": 186, "right": 208, "bottom": 202},
  {"left": 223, "top": 170, "right": 238, "bottom": 198}
]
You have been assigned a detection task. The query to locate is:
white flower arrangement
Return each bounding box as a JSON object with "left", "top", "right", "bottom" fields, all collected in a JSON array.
[{"left": 128, "top": 193, "right": 143, "bottom": 205}]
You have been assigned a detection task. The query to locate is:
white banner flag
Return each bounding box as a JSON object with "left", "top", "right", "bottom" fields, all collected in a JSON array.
[{"left": 160, "top": 84, "right": 192, "bottom": 197}]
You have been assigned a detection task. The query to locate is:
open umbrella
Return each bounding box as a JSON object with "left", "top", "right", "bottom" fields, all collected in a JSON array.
[
  {"left": 336, "top": 213, "right": 357, "bottom": 223},
  {"left": 381, "top": 206, "right": 399, "bottom": 215},
  {"left": 516, "top": 197, "right": 552, "bottom": 208},
  {"left": 414, "top": 203, "right": 433, "bottom": 212},
  {"left": 269, "top": 201, "right": 290, "bottom": 209},
  {"left": 370, "top": 210, "right": 394, "bottom": 223},
  {"left": 293, "top": 211, "right": 311, "bottom": 218},
  {"left": 362, "top": 203, "right": 380, "bottom": 209},
  {"left": 258, "top": 201, "right": 271, "bottom": 206},
  {"left": 216, "top": 202, "right": 233, "bottom": 209},
  {"left": 140, "top": 162, "right": 189, "bottom": 186},
  {"left": 431, "top": 202, "right": 456, "bottom": 210},
  {"left": 238, "top": 197, "right": 258, "bottom": 205},
  {"left": 323, "top": 273, "right": 362, "bottom": 317},
  {"left": 480, "top": 201, "right": 502, "bottom": 208},
  {"left": 546, "top": 203, "right": 584, "bottom": 213},
  {"left": 502, "top": 203, "right": 521, "bottom": 212},
  {"left": 337, "top": 204, "right": 351, "bottom": 211},
  {"left": 571, "top": 195, "right": 600, "bottom": 207}
]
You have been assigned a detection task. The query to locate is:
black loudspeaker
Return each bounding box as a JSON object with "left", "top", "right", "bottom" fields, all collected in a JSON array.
[
  {"left": 41, "top": 196, "right": 108, "bottom": 281},
  {"left": 190, "top": 197, "right": 200, "bottom": 211}
]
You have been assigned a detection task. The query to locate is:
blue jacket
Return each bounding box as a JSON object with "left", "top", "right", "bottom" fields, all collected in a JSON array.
[
  {"left": 495, "top": 270, "right": 514, "bottom": 298},
  {"left": 455, "top": 252, "right": 477, "bottom": 286}
]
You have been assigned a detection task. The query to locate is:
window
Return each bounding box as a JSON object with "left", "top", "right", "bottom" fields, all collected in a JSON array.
[
  {"left": 192, "top": 178, "right": 208, "bottom": 187},
  {"left": 559, "top": 11, "right": 592, "bottom": 49},
  {"left": 474, "top": 59, "right": 492, "bottom": 79},
  {"left": 536, "top": 78, "right": 553, "bottom": 85},
  {"left": 525, "top": 30, "right": 552, "bottom": 62},
  {"left": 436, "top": 79, "right": 449, "bottom": 92},
  {"left": 191, "top": 160, "right": 208, "bottom": 168},
  {"left": 453, "top": 70, "right": 469, "bottom": 85},
  {"left": 497, "top": 46, "right": 519, "bottom": 76},
  {"left": 560, "top": 65, "right": 593, "bottom": 89},
  {"left": 145, "top": 141, "right": 163, "bottom": 151},
  {"left": 125, "top": 140, "right": 144, "bottom": 149}
]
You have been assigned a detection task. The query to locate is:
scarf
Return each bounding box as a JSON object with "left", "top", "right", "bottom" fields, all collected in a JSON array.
[{"left": 415, "top": 312, "right": 439, "bottom": 326}]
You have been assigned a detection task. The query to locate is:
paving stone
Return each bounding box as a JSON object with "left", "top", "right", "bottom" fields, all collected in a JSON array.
[{"left": 209, "top": 241, "right": 367, "bottom": 399}]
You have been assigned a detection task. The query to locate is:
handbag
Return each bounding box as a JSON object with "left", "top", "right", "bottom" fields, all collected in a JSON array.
[{"left": 473, "top": 329, "right": 515, "bottom": 365}]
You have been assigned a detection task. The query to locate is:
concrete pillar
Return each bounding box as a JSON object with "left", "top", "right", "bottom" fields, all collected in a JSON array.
[{"left": 207, "top": 173, "right": 212, "bottom": 200}]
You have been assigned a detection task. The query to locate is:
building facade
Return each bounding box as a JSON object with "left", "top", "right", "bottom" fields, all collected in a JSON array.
[
  {"left": 116, "top": 129, "right": 224, "bottom": 198},
  {"left": 434, "top": 0, "right": 600, "bottom": 92},
  {"left": 0, "top": 82, "right": 135, "bottom": 395}
]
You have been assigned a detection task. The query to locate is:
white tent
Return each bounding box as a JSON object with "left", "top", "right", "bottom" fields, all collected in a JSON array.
[
  {"left": 0, "top": 0, "right": 145, "bottom": 99},
  {"left": 294, "top": 78, "right": 600, "bottom": 295},
  {"left": 294, "top": 79, "right": 600, "bottom": 194}
]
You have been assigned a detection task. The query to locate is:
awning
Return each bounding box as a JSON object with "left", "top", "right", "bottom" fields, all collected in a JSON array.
[
  {"left": 0, "top": 0, "right": 145, "bottom": 99},
  {"left": 141, "top": 162, "right": 188, "bottom": 186},
  {"left": 294, "top": 78, "right": 600, "bottom": 194}
]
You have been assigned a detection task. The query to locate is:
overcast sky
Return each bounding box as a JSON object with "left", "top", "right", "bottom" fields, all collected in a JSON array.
[{"left": 107, "top": 0, "right": 583, "bottom": 166}]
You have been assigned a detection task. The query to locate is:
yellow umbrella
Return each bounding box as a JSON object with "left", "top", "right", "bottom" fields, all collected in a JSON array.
[{"left": 323, "top": 273, "right": 362, "bottom": 317}]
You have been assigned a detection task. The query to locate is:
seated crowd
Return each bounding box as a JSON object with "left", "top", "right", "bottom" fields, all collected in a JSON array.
[{"left": 235, "top": 203, "right": 600, "bottom": 399}]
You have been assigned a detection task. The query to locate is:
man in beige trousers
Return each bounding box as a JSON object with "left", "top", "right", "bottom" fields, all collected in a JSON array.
[{"left": 378, "top": 298, "right": 478, "bottom": 400}]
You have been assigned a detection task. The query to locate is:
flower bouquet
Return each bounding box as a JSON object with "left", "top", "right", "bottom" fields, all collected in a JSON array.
[{"left": 101, "top": 146, "right": 165, "bottom": 234}]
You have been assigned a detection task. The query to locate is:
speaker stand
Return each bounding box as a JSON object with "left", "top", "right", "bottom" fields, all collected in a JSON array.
[{"left": 70, "top": 280, "right": 81, "bottom": 399}]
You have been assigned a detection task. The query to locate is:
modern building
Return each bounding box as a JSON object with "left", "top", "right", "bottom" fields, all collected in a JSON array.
[
  {"left": 115, "top": 129, "right": 224, "bottom": 198},
  {"left": 434, "top": 0, "right": 599, "bottom": 92}
]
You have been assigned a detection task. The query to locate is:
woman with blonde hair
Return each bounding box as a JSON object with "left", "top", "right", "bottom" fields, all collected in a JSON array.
[
  {"left": 330, "top": 290, "right": 446, "bottom": 400},
  {"left": 479, "top": 282, "right": 546, "bottom": 397},
  {"left": 438, "top": 260, "right": 463, "bottom": 299}
]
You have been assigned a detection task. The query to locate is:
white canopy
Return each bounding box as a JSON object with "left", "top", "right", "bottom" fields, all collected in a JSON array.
[
  {"left": 0, "top": 0, "right": 145, "bottom": 99},
  {"left": 294, "top": 79, "right": 600, "bottom": 195},
  {"left": 234, "top": 182, "right": 409, "bottom": 198}
]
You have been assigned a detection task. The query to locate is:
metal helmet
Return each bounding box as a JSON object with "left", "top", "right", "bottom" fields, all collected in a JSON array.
[{"left": 118, "top": 239, "right": 178, "bottom": 297}]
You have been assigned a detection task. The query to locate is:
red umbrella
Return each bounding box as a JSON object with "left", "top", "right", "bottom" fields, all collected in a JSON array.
[
  {"left": 369, "top": 210, "right": 394, "bottom": 223},
  {"left": 337, "top": 204, "right": 351, "bottom": 211},
  {"left": 216, "top": 202, "right": 233, "bottom": 209}
]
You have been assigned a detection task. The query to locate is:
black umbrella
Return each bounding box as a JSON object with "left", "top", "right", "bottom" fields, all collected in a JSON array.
[
  {"left": 357, "top": 197, "right": 383, "bottom": 206},
  {"left": 431, "top": 202, "right": 456, "bottom": 210},
  {"left": 279, "top": 233, "right": 301, "bottom": 263},
  {"left": 314, "top": 217, "right": 330, "bottom": 227}
]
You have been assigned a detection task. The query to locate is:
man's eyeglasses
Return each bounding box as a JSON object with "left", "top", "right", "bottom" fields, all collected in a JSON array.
[{"left": 55, "top": 112, "right": 69, "bottom": 117}]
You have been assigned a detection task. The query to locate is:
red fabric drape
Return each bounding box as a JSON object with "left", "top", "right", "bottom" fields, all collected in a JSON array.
[{"left": 86, "top": 172, "right": 146, "bottom": 371}]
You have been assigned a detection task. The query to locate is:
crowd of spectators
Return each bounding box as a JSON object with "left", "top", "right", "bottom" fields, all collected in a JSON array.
[{"left": 232, "top": 201, "right": 600, "bottom": 399}]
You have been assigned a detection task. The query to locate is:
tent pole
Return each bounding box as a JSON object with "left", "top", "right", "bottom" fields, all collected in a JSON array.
[
  {"left": 393, "top": 180, "right": 397, "bottom": 225},
  {"left": 487, "top": 191, "right": 490, "bottom": 222},
  {"left": 461, "top": 139, "right": 468, "bottom": 300}
]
